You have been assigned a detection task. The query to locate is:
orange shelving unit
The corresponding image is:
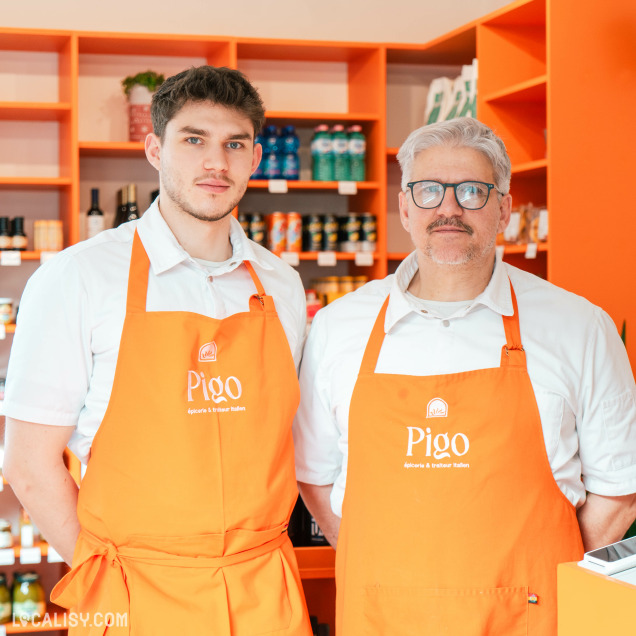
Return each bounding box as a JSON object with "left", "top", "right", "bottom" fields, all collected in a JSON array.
[{"left": 2, "top": 0, "right": 635, "bottom": 630}]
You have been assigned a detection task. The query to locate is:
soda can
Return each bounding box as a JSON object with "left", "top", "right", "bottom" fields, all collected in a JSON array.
[
  {"left": 340, "top": 213, "right": 361, "bottom": 252},
  {"left": 268, "top": 211, "right": 287, "bottom": 253},
  {"left": 322, "top": 214, "right": 339, "bottom": 252},
  {"left": 238, "top": 212, "right": 251, "bottom": 235},
  {"left": 303, "top": 214, "right": 323, "bottom": 252},
  {"left": 249, "top": 213, "right": 266, "bottom": 247},
  {"left": 286, "top": 212, "right": 302, "bottom": 252},
  {"left": 360, "top": 213, "right": 377, "bottom": 252}
]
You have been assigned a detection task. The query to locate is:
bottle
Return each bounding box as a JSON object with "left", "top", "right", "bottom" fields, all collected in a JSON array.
[
  {"left": 113, "top": 187, "right": 128, "bottom": 227},
  {"left": 347, "top": 124, "right": 366, "bottom": 182},
  {"left": 126, "top": 184, "right": 139, "bottom": 222},
  {"left": 0, "top": 573, "right": 10, "bottom": 625},
  {"left": 19, "top": 508, "right": 35, "bottom": 548},
  {"left": 251, "top": 130, "right": 265, "bottom": 180},
  {"left": 86, "top": 188, "right": 105, "bottom": 239},
  {"left": 331, "top": 124, "right": 349, "bottom": 181},
  {"left": 0, "top": 217, "right": 11, "bottom": 250},
  {"left": 150, "top": 189, "right": 160, "bottom": 205},
  {"left": 280, "top": 125, "right": 300, "bottom": 180},
  {"left": 262, "top": 124, "right": 281, "bottom": 179},
  {"left": 11, "top": 217, "right": 28, "bottom": 251},
  {"left": 311, "top": 125, "right": 333, "bottom": 181},
  {"left": 11, "top": 572, "right": 45, "bottom": 622}
]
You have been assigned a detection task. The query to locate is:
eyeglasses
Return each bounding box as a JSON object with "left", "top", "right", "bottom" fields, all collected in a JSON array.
[{"left": 406, "top": 180, "right": 502, "bottom": 210}]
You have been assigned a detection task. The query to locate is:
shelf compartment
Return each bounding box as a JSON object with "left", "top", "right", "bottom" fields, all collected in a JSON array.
[
  {"left": 482, "top": 74, "right": 546, "bottom": 104},
  {"left": 294, "top": 546, "right": 335, "bottom": 579},
  {"left": 478, "top": 0, "right": 546, "bottom": 96},
  {"left": 0, "top": 102, "right": 72, "bottom": 122}
]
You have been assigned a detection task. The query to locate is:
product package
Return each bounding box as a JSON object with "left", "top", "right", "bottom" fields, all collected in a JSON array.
[
  {"left": 423, "top": 58, "right": 478, "bottom": 125},
  {"left": 424, "top": 77, "right": 454, "bottom": 124}
]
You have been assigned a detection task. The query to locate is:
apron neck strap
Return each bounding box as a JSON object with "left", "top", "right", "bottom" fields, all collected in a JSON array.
[
  {"left": 358, "top": 295, "right": 391, "bottom": 374},
  {"left": 500, "top": 278, "right": 526, "bottom": 367},
  {"left": 126, "top": 230, "right": 151, "bottom": 313},
  {"left": 126, "top": 231, "right": 273, "bottom": 315},
  {"left": 359, "top": 277, "right": 527, "bottom": 375}
]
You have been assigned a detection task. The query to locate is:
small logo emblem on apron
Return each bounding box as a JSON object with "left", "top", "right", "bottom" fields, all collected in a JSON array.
[
  {"left": 427, "top": 397, "right": 448, "bottom": 418},
  {"left": 199, "top": 341, "right": 217, "bottom": 362}
]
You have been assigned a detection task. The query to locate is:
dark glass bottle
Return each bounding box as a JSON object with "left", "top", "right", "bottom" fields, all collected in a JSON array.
[
  {"left": 0, "top": 217, "right": 11, "bottom": 250},
  {"left": 86, "top": 188, "right": 105, "bottom": 239},
  {"left": 126, "top": 184, "right": 139, "bottom": 222},
  {"left": 11, "top": 217, "right": 28, "bottom": 251}
]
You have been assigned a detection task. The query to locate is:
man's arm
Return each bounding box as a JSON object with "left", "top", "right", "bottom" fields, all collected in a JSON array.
[
  {"left": 577, "top": 492, "right": 636, "bottom": 552},
  {"left": 3, "top": 418, "right": 80, "bottom": 565},
  {"left": 298, "top": 482, "right": 340, "bottom": 549}
]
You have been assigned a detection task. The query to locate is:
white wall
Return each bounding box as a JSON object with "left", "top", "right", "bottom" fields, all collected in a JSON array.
[{"left": 4, "top": 0, "right": 511, "bottom": 43}]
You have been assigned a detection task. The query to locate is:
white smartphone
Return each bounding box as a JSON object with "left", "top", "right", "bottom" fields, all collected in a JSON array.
[{"left": 584, "top": 536, "right": 636, "bottom": 575}]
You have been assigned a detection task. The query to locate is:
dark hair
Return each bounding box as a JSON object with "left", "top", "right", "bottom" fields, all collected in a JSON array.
[{"left": 151, "top": 65, "right": 265, "bottom": 139}]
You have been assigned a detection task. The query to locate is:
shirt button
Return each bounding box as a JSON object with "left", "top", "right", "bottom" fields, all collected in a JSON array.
[
  {"left": 207, "top": 275, "right": 214, "bottom": 282},
  {"left": 421, "top": 309, "right": 428, "bottom": 314},
  {"left": 441, "top": 320, "right": 450, "bottom": 328}
]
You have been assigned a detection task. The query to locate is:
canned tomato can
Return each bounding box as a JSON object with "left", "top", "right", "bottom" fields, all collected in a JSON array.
[
  {"left": 238, "top": 212, "right": 251, "bottom": 235},
  {"left": 249, "top": 213, "right": 266, "bottom": 247},
  {"left": 340, "top": 213, "right": 361, "bottom": 252},
  {"left": 360, "top": 212, "right": 377, "bottom": 252},
  {"left": 303, "top": 214, "right": 323, "bottom": 252},
  {"left": 322, "top": 214, "right": 339, "bottom": 252},
  {"left": 286, "top": 212, "right": 302, "bottom": 252},
  {"left": 268, "top": 211, "right": 287, "bottom": 253}
]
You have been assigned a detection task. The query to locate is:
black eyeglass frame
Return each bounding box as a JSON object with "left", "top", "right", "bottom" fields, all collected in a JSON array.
[{"left": 405, "top": 180, "right": 503, "bottom": 211}]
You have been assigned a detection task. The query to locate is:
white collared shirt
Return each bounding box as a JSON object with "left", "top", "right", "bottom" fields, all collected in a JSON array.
[
  {"left": 4, "top": 202, "right": 306, "bottom": 464},
  {"left": 293, "top": 252, "right": 636, "bottom": 515}
]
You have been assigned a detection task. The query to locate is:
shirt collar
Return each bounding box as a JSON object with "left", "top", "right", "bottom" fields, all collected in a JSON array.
[
  {"left": 136, "top": 201, "right": 273, "bottom": 275},
  {"left": 384, "top": 250, "right": 514, "bottom": 333}
]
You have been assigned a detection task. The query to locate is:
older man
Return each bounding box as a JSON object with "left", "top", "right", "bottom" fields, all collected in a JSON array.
[{"left": 294, "top": 118, "right": 636, "bottom": 635}]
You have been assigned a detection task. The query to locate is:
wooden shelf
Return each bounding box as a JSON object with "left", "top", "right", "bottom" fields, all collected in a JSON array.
[
  {"left": 483, "top": 74, "right": 547, "bottom": 104},
  {"left": 2, "top": 324, "right": 16, "bottom": 334},
  {"left": 79, "top": 141, "right": 145, "bottom": 158},
  {"left": 0, "top": 102, "right": 72, "bottom": 122},
  {"left": 0, "top": 178, "right": 72, "bottom": 189},
  {"left": 386, "top": 147, "right": 399, "bottom": 161},
  {"left": 264, "top": 112, "right": 379, "bottom": 125},
  {"left": 247, "top": 180, "right": 379, "bottom": 191},
  {"left": 511, "top": 158, "right": 547, "bottom": 176},
  {"left": 0, "top": 251, "right": 43, "bottom": 261}
]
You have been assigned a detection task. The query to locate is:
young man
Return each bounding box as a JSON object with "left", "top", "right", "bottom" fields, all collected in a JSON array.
[
  {"left": 294, "top": 118, "right": 636, "bottom": 635},
  {"left": 4, "top": 66, "right": 311, "bottom": 635}
]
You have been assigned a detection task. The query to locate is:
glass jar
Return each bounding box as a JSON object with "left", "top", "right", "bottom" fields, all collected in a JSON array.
[
  {"left": 12, "top": 571, "right": 46, "bottom": 622},
  {"left": 0, "top": 520, "right": 12, "bottom": 549},
  {"left": 0, "top": 573, "right": 11, "bottom": 624}
]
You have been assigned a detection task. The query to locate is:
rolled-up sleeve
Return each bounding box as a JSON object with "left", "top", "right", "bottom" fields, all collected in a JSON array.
[
  {"left": 293, "top": 309, "right": 343, "bottom": 487},
  {"left": 578, "top": 308, "right": 636, "bottom": 496}
]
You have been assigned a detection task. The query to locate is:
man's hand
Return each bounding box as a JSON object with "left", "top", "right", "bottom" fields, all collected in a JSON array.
[
  {"left": 3, "top": 418, "right": 80, "bottom": 565},
  {"left": 577, "top": 492, "right": 636, "bottom": 552},
  {"left": 297, "top": 482, "right": 340, "bottom": 549}
]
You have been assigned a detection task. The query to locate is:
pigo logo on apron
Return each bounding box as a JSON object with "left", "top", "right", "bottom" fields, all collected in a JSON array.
[
  {"left": 404, "top": 397, "right": 470, "bottom": 469},
  {"left": 187, "top": 371, "right": 243, "bottom": 403}
]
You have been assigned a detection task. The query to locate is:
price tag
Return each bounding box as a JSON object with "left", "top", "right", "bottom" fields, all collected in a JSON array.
[
  {"left": 495, "top": 245, "right": 505, "bottom": 261},
  {"left": 0, "top": 549, "right": 15, "bottom": 566},
  {"left": 503, "top": 212, "right": 521, "bottom": 243},
  {"left": 538, "top": 208, "right": 549, "bottom": 241},
  {"left": 525, "top": 243, "right": 538, "bottom": 259},
  {"left": 317, "top": 252, "right": 337, "bottom": 267},
  {"left": 1, "top": 251, "right": 21, "bottom": 266},
  {"left": 47, "top": 545, "right": 64, "bottom": 563},
  {"left": 338, "top": 181, "right": 357, "bottom": 195},
  {"left": 40, "top": 250, "right": 59, "bottom": 264},
  {"left": 0, "top": 623, "right": 6, "bottom": 635},
  {"left": 280, "top": 252, "right": 300, "bottom": 267},
  {"left": 0, "top": 323, "right": 5, "bottom": 340},
  {"left": 268, "top": 180, "right": 288, "bottom": 194},
  {"left": 0, "top": 478, "right": 3, "bottom": 492},
  {"left": 354, "top": 252, "right": 374, "bottom": 266},
  {"left": 20, "top": 546, "right": 42, "bottom": 564}
]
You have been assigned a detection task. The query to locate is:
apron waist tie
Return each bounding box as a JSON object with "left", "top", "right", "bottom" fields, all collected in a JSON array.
[{"left": 51, "top": 528, "right": 290, "bottom": 635}]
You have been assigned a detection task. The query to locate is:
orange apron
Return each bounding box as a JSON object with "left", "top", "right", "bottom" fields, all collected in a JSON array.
[
  {"left": 336, "top": 281, "right": 584, "bottom": 635},
  {"left": 52, "top": 231, "right": 311, "bottom": 636}
]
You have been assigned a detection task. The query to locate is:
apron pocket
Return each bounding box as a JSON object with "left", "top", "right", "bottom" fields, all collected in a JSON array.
[
  {"left": 363, "top": 585, "right": 528, "bottom": 636},
  {"left": 224, "top": 548, "right": 293, "bottom": 635}
]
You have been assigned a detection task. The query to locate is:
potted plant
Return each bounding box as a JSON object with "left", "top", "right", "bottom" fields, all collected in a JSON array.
[{"left": 121, "top": 70, "right": 165, "bottom": 142}]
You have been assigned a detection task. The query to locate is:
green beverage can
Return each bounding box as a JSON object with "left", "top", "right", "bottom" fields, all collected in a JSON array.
[
  {"left": 347, "top": 124, "right": 366, "bottom": 182},
  {"left": 331, "top": 124, "right": 350, "bottom": 181},
  {"left": 311, "top": 125, "right": 333, "bottom": 181}
]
